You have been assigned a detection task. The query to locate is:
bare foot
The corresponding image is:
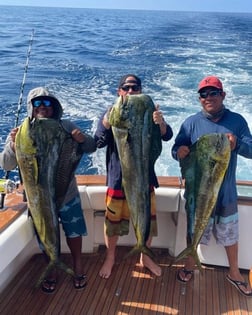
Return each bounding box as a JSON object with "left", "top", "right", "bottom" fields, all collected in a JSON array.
[
  {"left": 140, "top": 253, "right": 162, "bottom": 276},
  {"left": 99, "top": 255, "right": 115, "bottom": 279}
]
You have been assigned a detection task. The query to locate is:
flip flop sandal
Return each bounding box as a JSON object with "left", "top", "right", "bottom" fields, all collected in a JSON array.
[
  {"left": 226, "top": 274, "right": 252, "bottom": 297},
  {"left": 41, "top": 279, "right": 57, "bottom": 294},
  {"left": 177, "top": 268, "right": 194, "bottom": 283},
  {"left": 73, "top": 274, "right": 87, "bottom": 290}
]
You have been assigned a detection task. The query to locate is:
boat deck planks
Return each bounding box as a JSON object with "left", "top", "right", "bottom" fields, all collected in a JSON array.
[{"left": 0, "top": 246, "right": 252, "bottom": 315}]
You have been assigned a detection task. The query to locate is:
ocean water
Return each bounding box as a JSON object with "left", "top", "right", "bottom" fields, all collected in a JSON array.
[{"left": 0, "top": 6, "right": 252, "bottom": 181}]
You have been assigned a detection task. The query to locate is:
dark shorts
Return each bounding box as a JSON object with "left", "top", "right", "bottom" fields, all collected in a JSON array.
[{"left": 104, "top": 187, "right": 157, "bottom": 237}]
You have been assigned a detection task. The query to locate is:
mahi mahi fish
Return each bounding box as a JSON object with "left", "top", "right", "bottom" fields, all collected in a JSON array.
[
  {"left": 175, "top": 133, "right": 231, "bottom": 269},
  {"left": 15, "top": 117, "right": 84, "bottom": 286},
  {"left": 109, "top": 94, "right": 162, "bottom": 258}
]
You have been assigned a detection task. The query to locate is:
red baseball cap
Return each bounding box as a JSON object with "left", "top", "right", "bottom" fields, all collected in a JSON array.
[{"left": 198, "top": 76, "right": 223, "bottom": 92}]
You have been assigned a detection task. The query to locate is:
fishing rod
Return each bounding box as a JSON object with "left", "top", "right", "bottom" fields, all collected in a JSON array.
[
  {"left": 15, "top": 29, "right": 35, "bottom": 128},
  {"left": 0, "top": 29, "right": 35, "bottom": 210}
]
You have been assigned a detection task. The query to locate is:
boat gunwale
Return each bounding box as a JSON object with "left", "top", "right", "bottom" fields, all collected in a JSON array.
[{"left": 1, "top": 175, "right": 252, "bottom": 233}]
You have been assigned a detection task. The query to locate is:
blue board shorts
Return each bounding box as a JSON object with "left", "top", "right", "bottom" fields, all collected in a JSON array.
[
  {"left": 59, "top": 195, "right": 87, "bottom": 238},
  {"left": 36, "top": 195, "right": 87, "bottom": 252},
  {"left": 200, "top": 213, "right": 239, "bottom": 246}
]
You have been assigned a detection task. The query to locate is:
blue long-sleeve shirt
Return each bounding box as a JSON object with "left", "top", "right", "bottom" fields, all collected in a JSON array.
[
  {"left": 171, "top": 108, "right": 252, "bottom": 217},
  {"left": 95, "top": 111, "right": 173, "bottom": 190}
]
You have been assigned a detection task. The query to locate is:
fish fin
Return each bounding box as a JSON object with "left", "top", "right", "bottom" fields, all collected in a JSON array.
[
  {"left": 57, "top": 260, "right": 75, "bottom": 277},
  {"left": 124, "top": 245, "right": 155, "bottom": 260},
  {"left": 174, "top": 246, "right": 202, "bottom": 272},
  {"left": 36, "top": 261, "right": 55, "bottom": 288},
  {"left": 35, "top": 260, "right": 75, "bottom": 288}
]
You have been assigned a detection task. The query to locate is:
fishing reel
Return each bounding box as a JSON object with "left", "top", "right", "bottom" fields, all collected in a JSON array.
[{"left": 0, "top": 178, "right": 17, "bottom": 211}]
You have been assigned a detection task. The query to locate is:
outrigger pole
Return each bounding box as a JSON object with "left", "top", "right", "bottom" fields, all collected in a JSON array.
[{"left": 0, "top": 29, "right": 35, "bottom": 209}]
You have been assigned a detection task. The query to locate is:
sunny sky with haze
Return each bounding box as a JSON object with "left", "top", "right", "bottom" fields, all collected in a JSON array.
[{"left": 0, "top": 0, "right": 251, "bottom": 13}]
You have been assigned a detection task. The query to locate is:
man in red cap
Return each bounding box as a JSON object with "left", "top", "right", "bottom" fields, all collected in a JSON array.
[
  {"left": 172, "top": 75, "right": 252, "bottom": 297},
  {"left": 197, "top": 75, "right": 223, "bottom": 91}
]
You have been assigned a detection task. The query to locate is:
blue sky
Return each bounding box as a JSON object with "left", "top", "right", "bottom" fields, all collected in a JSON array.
[{"left": 0, "top": 0, "right": 251, "bottom": 13}]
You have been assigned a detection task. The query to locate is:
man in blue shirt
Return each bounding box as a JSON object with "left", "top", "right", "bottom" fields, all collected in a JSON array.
[{"left": 172, "top": 76, "right": 252, "bottom": 296}]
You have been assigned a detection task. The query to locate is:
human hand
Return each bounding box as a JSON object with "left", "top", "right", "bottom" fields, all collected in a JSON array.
[
  {"left": 177, "top": 146, "right": 190, "bottom": 159},
  {"left": 71, "top": 129, "right": 85, "bottom": 143},
  {"left": 226, "top": 133, "right": 237, "bottom": 151},
  {"left": 153, "top": 105, "right": 164, "bottom": 125},
  {"left": 10, "top": 127, "right": 19, "bottom": 142},
  {"left": 103, "top": 106, "right": 112, "bottom": 129},
  {"left": 10, "top": 127, "right": 19, "bottom": 151}
]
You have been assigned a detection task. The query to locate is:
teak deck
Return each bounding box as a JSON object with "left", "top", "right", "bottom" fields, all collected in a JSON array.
[{"left": 0, "top": 246, "right": 252, "bottom": 315}]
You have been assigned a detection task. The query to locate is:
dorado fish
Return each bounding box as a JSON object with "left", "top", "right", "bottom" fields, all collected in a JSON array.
[
  {"left": 109, "top": 94, "right": 162, "bottom": 258},
  {"left": 175, "top": 133, "right": 231, "bottom": 269},
  {"left": 15, "top": 117, "right": 83, "bottom": 286}
]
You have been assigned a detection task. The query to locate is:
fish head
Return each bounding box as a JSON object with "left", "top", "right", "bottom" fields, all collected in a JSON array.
[
  {"left": 29, "top": 118, "right": 57, "bottom": 143},
  {"left": 109, "top": 95, "right": 130, "bottom": 128},
  {"left": 109, "top": 94, "right": 156, "bottom": 129},
  {"left": 197, "top": 133, "right": 231, "bottom": 163},
  {"left": 15, "top": 117, "right": 36, "bottom": 155}
]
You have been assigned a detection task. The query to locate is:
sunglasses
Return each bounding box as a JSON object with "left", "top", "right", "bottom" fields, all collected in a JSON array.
[
  {"left": 121, "top": 85, "right": 141, "bottom": 92},
  {"left": 199, "top": 90, "right": 222, "bottom": 99},
  {"left": 32, "top": 99, "right": 52, "bottom": 107}
]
